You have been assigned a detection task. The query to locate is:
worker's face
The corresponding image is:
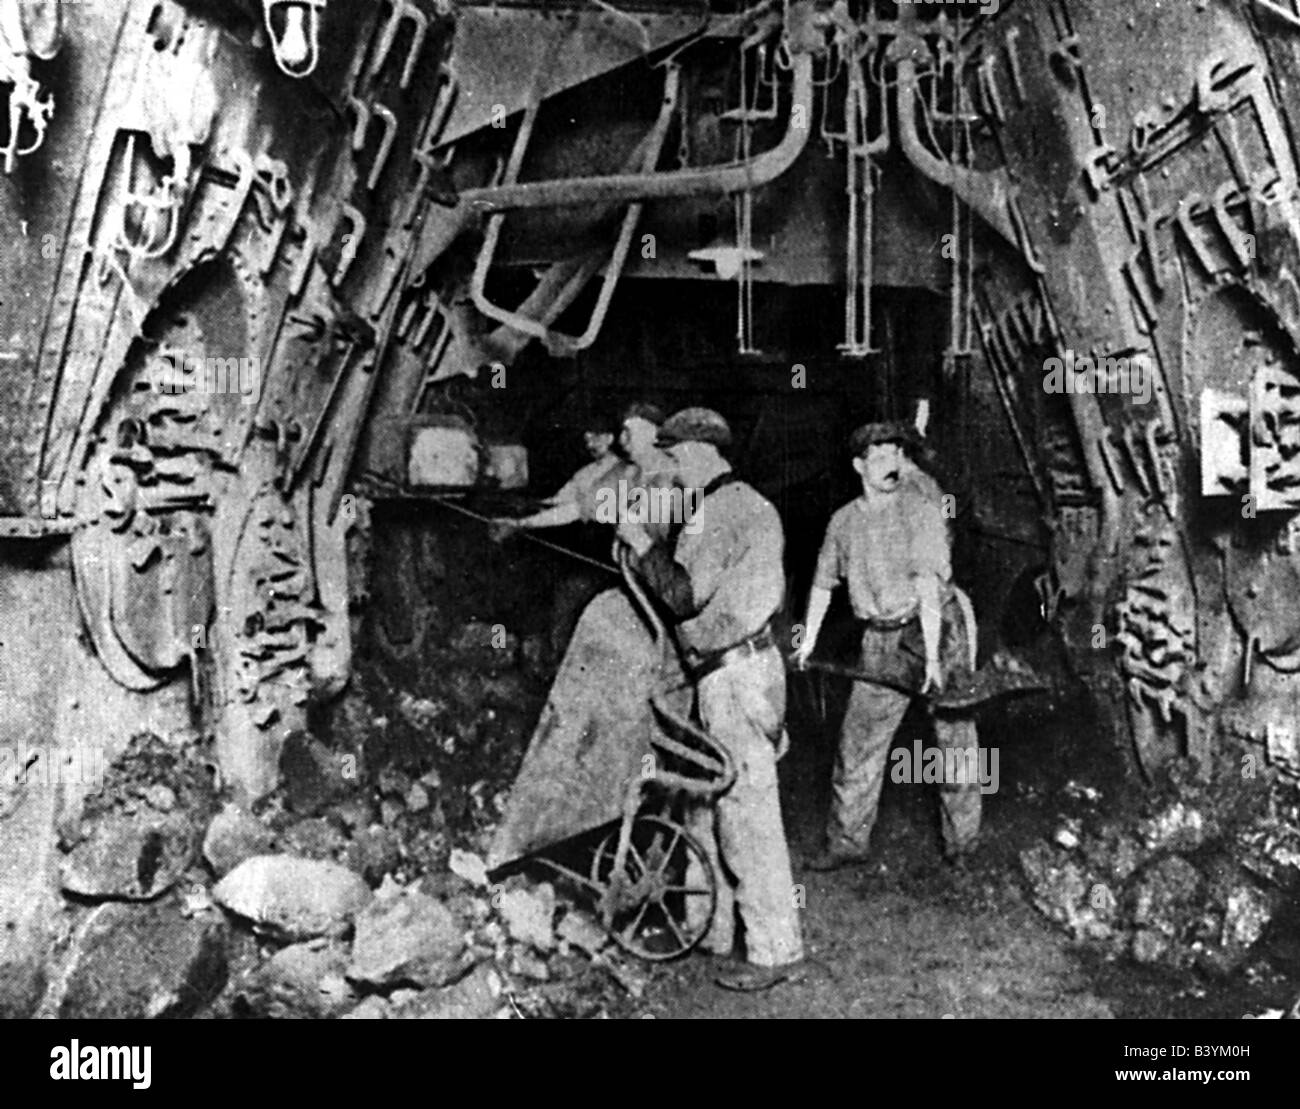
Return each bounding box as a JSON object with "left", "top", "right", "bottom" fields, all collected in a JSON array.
[
  {"left": 584, "top": 430, "right": 615, "bottom": 459},
  {"left": 665, "top": 440, "right": 709, "bottom": 488},
  {"left": 618, "top": 417, "right": 657, "bottom": 460},
  {"left": 855, "top": 442, "right": 904, "bottom": 493}
]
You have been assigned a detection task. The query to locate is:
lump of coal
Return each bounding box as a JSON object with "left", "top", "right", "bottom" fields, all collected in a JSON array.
[
  {"left": 60, "top": 734, "right": 214, "bottom": 901},
  {"left": 59, "top": 900, "right": 227, "bottom": 1019},
  {"left": 279, "top": 731, "right": 357, "bottom": 816},
  {"left": 61, "top": 812, "right": 197, "bottom": 901},
  {"left": 276, "top": 816, "right": 348, "bottom": 863},
  {"left": 1140, "top": 801, "right": 1214, "bottom": 854},
  {"left": 347, "top": 884, "right": 466, "bottom": 988},
  {"left": 238, "top": 940, "right": 355, "bottom": 1019},
  {"left": 497, "top": 883, "right": 557, "bottom": 952},
  {"left": 213, "top": 855, "right": 372, "bottom": 940},
  {"left": 202, "top": 804, "right": 275, "bottom": 877},
  {"left": 386, "top": 963, "right": 503, "bottom": 1020}
]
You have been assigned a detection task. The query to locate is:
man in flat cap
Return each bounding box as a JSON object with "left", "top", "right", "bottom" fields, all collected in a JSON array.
[
  {"left": 492, "top": 403, "right": 674, "bottom": 662},
  {"left": 490, "top": 411, "right": 621, "bottom": 539},
  {"left": 793, "top": 420, "right": 981, "bottom": 870},
  {"left": 493, "top": 402, "right": 674, "bottom": 542},
  {"left": 617, "top": 407, "right": 805, "bottom": 991}
]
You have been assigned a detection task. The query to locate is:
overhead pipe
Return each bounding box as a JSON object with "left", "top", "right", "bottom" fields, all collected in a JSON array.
[
  {"left": 411, "top": 45, "right": 812, "bottom": 297},
  {"left": 893, "top": 39, "right": 1019, "bottom": 249},
  {"left": 470, "top": 67, "right": 680, "bottom": 350},
  {"left": 456, "top": 50, "right": 814, "bottom": 214}
]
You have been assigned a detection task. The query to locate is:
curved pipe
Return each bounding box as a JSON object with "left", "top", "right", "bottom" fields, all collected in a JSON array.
[
  {"left": 457, "top": 51, "right": 814, "bottom": 214},
  {"left": 471, "top": 67, "right": 680, "bottom": 349},
  {"left": 894, "top": 48, "right": 1018, "bottom": 248}
]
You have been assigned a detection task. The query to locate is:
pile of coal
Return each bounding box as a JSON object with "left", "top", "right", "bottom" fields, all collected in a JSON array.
[{"left": 1019, "top": 764, "right": 1300, "bottom": 975}]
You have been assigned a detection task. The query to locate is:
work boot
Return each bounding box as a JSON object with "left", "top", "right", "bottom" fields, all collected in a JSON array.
[
  {"left": 802, "top": 847, "right": 871, "bottom": 873},
  {"left": 714, "top": 959, "right": 808, "bottom": 992}
]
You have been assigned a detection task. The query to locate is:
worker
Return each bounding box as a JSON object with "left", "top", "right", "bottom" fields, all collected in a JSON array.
[
  {"left": 618, "top": 407, "right": 805, "bottom": 991},
  {"left": 592, "top": 401, "right": 678, "bottom": 543},
  {"left": 492, "top": 403, "right": 674, "bottom": 662},
  {"left": 484, "top": 412, "right": 616, "bottom": 663},
  {"left": 491, "top": 402, "right": 673, "bottom": 541},
  {"left": 490, "top": 413, "right": 620, "bottom": 539},
  {"left": 792, "top": 421, "right": 981, "bottom": 870}
]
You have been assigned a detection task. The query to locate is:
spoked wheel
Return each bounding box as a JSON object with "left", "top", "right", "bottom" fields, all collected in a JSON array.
[{"left": 590, "top": 814, "right": 717, "bottom": 961}]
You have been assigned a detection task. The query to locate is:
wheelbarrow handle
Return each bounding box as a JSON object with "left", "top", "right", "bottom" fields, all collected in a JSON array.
[
  {"left": 619, "top": 545, "right": 737, "bottom": 795},
  {"left": 649, "top": 692, "right": 737, "bottom": 796}
]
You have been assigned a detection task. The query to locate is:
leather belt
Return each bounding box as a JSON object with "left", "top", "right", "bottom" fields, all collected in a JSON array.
[
  {"left": 689, "top": 624, "right": 776, "bottom": 681},
  {"left": 860, "top": 607, "right": 919, "bottom": 632}
]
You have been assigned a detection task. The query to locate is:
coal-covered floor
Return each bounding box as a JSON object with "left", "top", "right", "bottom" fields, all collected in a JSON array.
[
  {"left": 634, "top": 688, "right": 1300, "bottom": 1019},
  {"left": 35, "top": 505, "right": 1300, "bottom": 1020},
  {"left": 300, "top": 508, "right": 1300, "bottom": 1020}
]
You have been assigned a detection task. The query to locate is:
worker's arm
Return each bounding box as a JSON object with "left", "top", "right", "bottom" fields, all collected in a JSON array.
[
  {"left": 619, "top": 521, "right": 697, "bottom": 617},
  {"left": 917, "top": 571, "right": 944, "bottom": 692},
  {"left": 493, "top": 461, "right": 603, "bottom": 536},
  {"left": 793, "top": 586, "right": 832, "bottom": 666},
  {"left": 508, "top": 499, "right": 582, "bottom": 531},
  {"left": 794, "top": 513, "right": 844, "bottom": 665}
]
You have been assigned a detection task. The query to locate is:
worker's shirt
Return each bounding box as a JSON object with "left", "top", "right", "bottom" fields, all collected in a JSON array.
[
  {"left": 548, "top": 452, "right": 620, "bottom": 507},
  {"left": 635, "top": 473, "right": 785, "bottom": 655},
  {"left": 813, "top": 468, "right": 952, "bottom": 622},
  {"left": 583, "top": 453, "right": 678, "bottom": 542}
]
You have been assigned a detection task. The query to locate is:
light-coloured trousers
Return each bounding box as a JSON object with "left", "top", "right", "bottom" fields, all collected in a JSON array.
[
  {"left": 684, "top": 647, "right": 804, "bottom": 967},
  {"left": 827, "top": 600, "right": 981, "bottom": 857}
]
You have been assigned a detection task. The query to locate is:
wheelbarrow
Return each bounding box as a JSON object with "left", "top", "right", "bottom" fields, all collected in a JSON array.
[{"left": 487, "top": 548, "right": 733, "bottom": 961}]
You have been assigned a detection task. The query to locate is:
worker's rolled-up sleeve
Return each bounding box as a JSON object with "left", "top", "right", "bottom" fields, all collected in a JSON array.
[
  {"left": 812, "top": 512, "right": 846, "bottom": 592},
  {"left": 909, "top": 501, "right": 952, "bottom": 583}
]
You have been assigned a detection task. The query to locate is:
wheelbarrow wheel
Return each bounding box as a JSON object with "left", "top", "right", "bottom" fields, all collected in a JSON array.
[{"left": 590, "top": 814, "right": 717, "bottom": 962}]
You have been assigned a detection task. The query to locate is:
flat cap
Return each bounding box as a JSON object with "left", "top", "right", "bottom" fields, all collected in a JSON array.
[
  {"left": 657, "top": 407, "right": 733, "bottom": 449},
  {"left": 622, "top": 401, "right": 666, "bottom": 427},
  {"left": 848, "top": 420, "right": 922, "bottom": 458}
]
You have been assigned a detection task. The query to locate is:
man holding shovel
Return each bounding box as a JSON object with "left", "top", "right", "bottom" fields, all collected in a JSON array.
[{"left": 792, "top": 420, "right": 982, "bottom": 869}]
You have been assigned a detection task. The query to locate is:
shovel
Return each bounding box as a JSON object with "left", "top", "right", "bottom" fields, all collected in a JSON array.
[{"left": 789, "top": 654, "right": 1050, "bottom": 711}]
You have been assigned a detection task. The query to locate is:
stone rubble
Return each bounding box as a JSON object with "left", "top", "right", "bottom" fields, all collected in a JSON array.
[
  {"left": 213, "top": 855, "right": 373, "bottom": 941},
  {"left": 346, "top": 880, "right": 466, "bottom": 988},
  {"left": 59, "top": 733, "right": 215, "bottom": 901},
  {"left": 202, "top": 803, "right": 276, "bottom": 877},
  {"left": 35, "top": 617, "right": 662, "bottom": 1019},
  {"left": 57, "top": 899, "right": 227, "bottom": 1020},
  {"left": 1020, "top": 763, "right": 1299, "bottom": 974}
]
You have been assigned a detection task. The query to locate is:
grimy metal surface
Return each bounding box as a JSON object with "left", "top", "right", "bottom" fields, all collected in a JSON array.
[{"left": 6, "top": 0, "right": 1300, "bottom": 1012}]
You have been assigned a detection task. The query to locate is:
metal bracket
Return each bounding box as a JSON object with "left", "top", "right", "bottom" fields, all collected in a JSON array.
[
  {"left": 350, "top": 97, "right": 397, "bottom": 192},
  {"left": 332, "top": 203, "right": 366, "bottom": 287},
  {"left": 1175, "top": 192, "right": 1219, "bottom": 276},
  {"left": 1, "top": 66, "right": 53, "bottom": 174},
  {"left": 365, "top": 0, "right": 429, "bottom": 91},
  {"left": 1211, "top": 180, "right": 1255, "bottom": 271},
  {"left": 1083, "top": 145, "right": 1117, "bottom": 199}
]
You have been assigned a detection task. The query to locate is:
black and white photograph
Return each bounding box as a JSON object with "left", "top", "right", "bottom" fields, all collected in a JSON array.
[{"left": 0, "top": 0, "right": 1297, "bottom": 1071}]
